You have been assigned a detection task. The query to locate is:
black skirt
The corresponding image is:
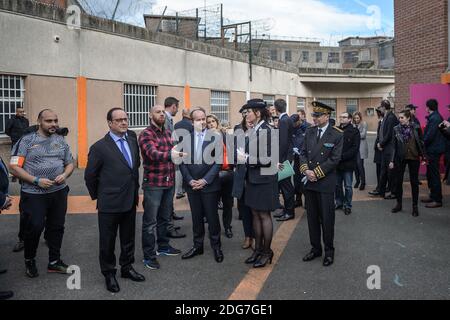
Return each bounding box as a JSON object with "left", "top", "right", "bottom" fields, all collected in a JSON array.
[{"left": 244, "top": 180, "right": 279, "bottom": 212}]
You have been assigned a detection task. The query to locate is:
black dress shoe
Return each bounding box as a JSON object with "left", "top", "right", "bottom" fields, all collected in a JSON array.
[
  {"left": 323, "top": 256, "right": 334, "bottom": 267},
  {"left": 121, "top": 267, "right": 145, "bottom": 282},
  {"left": 105, "top": 274, "right": 120, "bottom": 293},
  {"left": 176, "top": 193, "right": 185, "bottom": 199},
  {"left": 0, "top": 269, "right": 7, "bottom": 275},
  {"left": 412, "top": 206, "right": 419, "bottom": 217},
  {"left": 245, "top": 250, "right": 262, "bottom": 264},
  {"left": 172, "top": 212, "right": 184, "bottom": 220},
  {"left": 384, "top": 194, "right": 396, "bottom": 200},
  {"left": 167, "top": 229, "right": 186, "bottom": 239},
  {"left": 368, "top": 190, "right": 381, "bottom": 196},
  {"left": 344, "top": 208, "right": 351, "bottom": 215},
  {"left": 276, "top": 213, "right": 294, "bottom": 222},
  {"left": 354, "top": 181, "right": 360, "bottom": 189},
  {"left": 181, "top": 247, "right": 204, "bottom": 260},
  {"left": 302, "top": 251, "right": 322, "bottom": 262},
  {"left": 359, "top": 184, "right": 366, "bottom": 191},
  {"left": 214, "top": 249, "right": 224, "bottom": 263},
  {"left": 224, "top": 228, "right": 233, "bottom": 238},
  {"left": 0, "top": 291, "right": 13, "bottom": 300}
]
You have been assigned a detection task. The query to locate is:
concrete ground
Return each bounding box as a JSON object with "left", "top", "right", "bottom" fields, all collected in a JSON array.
[{"left": 0, "top": 135, "right": 449, "bottom": 300}]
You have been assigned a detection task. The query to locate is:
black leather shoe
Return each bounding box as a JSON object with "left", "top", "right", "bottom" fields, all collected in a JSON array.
[
  {"left": 214, "top": 249, "right": 224, "bottom": 263},
  {"left": 384, "top": 194, "right": 396, "bottom": 200},
  {"left": 0, "top": 291, "right": 13, "bottom": 300},
  {"left": 181, "top": 247, "right": 204, "bottom": 260},
  {"left": 412, "top": 206, "right": 419, "bottom": 217},
  {"left": 121, "top": 267, "right": 145, "bottom": 282},
  {"left": 105, "top": 274, "right": 120, "bottom": 293},
  {"left": 302, "top": 251, "right": 322, "bottom": 262},
  {"left": 245, "top": 250, "right": 262, "bottom": 264},
  {"left": 13, "top": 240, "right": 24, "bottom": 253},
  {"left": 0, "top": 269, "right": 6, "bottom": 275},
  {"left": 225, "top": 228, "right": 233, "bottom": 238},
  {"left": 276, "top": 213, "right": 294, "bottom": 222},
  {"left": 176, "top": 193, "right": 185, "bottom": 199},
  {"left": 344, "top": 208, "right": 351, "bottom": 215},
  {"left": 359, "top": 184, "right": 366, "bottom": 191},
  {"left": 368, "top": 190, "right": 381, "bottom": 196},
  {"left": 172, "top": 212, "right": 184, "bottom": 221},
  {"left": 323, "top": 256, "right": 334, "bottom": 267},
  {"left": 167, "top": 229, "right": 186, "bottom": 239},
  {"left": 354, "top": 181, "right": 360, "bottom": 189},
  {"left": 253, "top": 250, "right": 274, "bottom": 268}
]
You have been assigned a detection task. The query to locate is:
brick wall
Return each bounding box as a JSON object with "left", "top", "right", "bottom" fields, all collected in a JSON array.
[{"left": 395, "top": 0, "right": 449, "bottom": 109}]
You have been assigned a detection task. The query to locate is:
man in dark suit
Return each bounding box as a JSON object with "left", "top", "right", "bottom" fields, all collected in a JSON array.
[
  {"left": 335, "top": 112, "right": 360, "bottom": 215},
  {"left": 85, "top": 108, "right": 145, "bottom": 293},
  {"left": 273, "top": 99, "right": 296, "bottom": 221},
  {"left": 300, "top": 101, "right": 343, "bottom": 267},
  {"left": 370, "top": 100, "right": 399, "bottom": 199},
  {"left": 174, "top": 109, "right": 193, "bottom": 200},
  {"left": 0, "top": 157, "right": 13, "bottom": 300},
  {"left": 179, "top": 107, "right": 224, "bottom": 263},
  {"left": 421, "top": 99, "right": 446, "bottom": 208}
]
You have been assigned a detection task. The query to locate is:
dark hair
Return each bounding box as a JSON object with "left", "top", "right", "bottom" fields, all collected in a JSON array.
[
  {"left": 164, "top": 97, "right": 179, "bottom": 108},
  {"left": 274, "top": 99, "right": 287, "bottom": 113},
  {"left": 107, "top": 108, "right": 125, "bottom": 121},
  {"left": 37, "top": 109, "right": 54, "bottom": 120},
  {"left": 190, "top": 107, "right": 206, "bottom": 120},
  {"left": 399, "top": 109, "right": 411, "bottom": 119},
  {"left": 240, "top": 116, "right": 248, "bottom": 132},
  {"left": 254, "top": 107, "right": 271, "bottom": 123},
  {"left": 353, "top": 111, "right": 363, "bottom": 121},
  {"left": 426, "top": 99, "right": 438, "bottom": 111},
  {"left": 298, "top": 109, "right": 306, "bottom": 117},
  {"left": 342, "top": 112, "right": 353, "bottom": 120}
]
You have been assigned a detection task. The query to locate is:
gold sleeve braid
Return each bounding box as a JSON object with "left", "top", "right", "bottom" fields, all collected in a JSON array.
[
  {"left": 313, "top": 166, "right": 325, "bottom": 179},
  {"left": 300, "top": 164, "right": 309, "bottom": 175}
]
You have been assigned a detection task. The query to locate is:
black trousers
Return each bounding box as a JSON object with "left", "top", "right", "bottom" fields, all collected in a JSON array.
[
  {"left": 379, "top": 152, "right": 396, "bottom": 195},
  {"left": 219, "top": 171, "right": 234, "bottom": 230},
  {"left": 238, "top": 197, "right": 254, "bottom": 238},
  {"left": 395, "top": 159, "right": 420, "bottom": 206},
  {"left": 187, "top": 191, "right": 221, "bottom": 250},
  {"left": 279, "top": 177, "right": 295, "bottom": 215},
  {"left": 354, "top": 154, "right": 366, "bottom": 186},
  {"left": 426, "top": 154, "right": 443, "bottom": 203},
  {"left": 375, "top": 162, "right": 381, "bottom": 191},
  {"left": 304, "top": 190, "right": 335, "bottom": 258},
  {"left": 21, "top": 187, "right": 68, "bottom": 262},
  {"left": 18, "top": 195, "right": 48, "bottom": 242},
  {"left": 98, "top": 209, "right": 136, "bottom": 276}
]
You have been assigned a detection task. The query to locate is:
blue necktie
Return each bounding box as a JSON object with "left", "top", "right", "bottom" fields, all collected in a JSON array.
[{"left": 119, "top": 139, "right": 132, "bottom": 168}]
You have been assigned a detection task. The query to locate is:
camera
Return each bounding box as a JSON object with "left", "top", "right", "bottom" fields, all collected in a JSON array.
[{"left": 54, "top": 35, "right": 60, "bottom": 43}]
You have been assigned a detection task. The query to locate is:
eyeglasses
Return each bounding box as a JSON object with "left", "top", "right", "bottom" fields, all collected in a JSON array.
[{"left": 112, "top": 118, "right": 128, "bottom": 123}]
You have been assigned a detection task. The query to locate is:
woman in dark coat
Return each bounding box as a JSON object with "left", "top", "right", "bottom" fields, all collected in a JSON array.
[
  {"left": 389, "top": 109, "right": 425, "bottom": 217},
  {"left": 238, "top": 99, "right": 278, "bottom": 268}
]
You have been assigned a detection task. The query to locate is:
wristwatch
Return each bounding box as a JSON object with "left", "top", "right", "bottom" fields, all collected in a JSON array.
[{"left": 33, "top": 177, "right": 40, "bottom": 186}]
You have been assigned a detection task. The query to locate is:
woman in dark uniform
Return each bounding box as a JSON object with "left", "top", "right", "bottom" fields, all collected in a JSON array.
[{"left": 238, "top": 99, "right": 278, "bottom": 268}]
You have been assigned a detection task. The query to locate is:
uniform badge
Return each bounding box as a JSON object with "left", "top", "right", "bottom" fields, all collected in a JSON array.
[{"left": 324, "top": 143, "right": 335, "bottom": 148}]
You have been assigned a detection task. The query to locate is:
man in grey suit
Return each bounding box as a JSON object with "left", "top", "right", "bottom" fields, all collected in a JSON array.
[
  {"left": 85, "top": 108, "right": 145, "bottom": 293},
  {"left": 164, "top": 97, "right": 186, "bottom": 238},
  {"left": 180, "top": 107, "right": 224, "bottom": 263}
]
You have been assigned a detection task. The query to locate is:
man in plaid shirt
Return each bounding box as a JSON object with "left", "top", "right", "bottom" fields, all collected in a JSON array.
[{"left": 138, "top": 105, "right": 187, "bottom": 270}]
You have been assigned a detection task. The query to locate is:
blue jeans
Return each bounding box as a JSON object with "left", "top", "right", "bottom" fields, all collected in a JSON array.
[
  {"left": 335, "top": 170, "right": 353, "bottom": 209},
  {"left": 142, "top": 186, "right": 174, "bottom": 260}
]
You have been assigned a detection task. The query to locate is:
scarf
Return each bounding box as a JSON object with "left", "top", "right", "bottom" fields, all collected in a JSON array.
[{"left": 400, "top": 124, "right": 412, "bottom": 143}]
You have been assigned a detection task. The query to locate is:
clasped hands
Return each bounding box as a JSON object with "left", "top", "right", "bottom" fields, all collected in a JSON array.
[
  {"left": 305, "top": 170, "right": 318, "bottom": 182},
  {"left": 189, "top": 179, "right": 207, "bottom": 191}
]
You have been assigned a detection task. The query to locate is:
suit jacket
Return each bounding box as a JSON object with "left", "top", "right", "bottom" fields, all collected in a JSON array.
[
  {"left": 278, "top": 114, "right": 294, "bottom": 162},
  {"left": 374, "top": 120, "right": 382, "bottom": 164},
  {"left": 424, "top": 111, "right": 446, "bottom": 155},
  {"left": 356, "top": 122, "right": 369, "bottom": 159},
  {"left": 179, "top": 129, "right": 222, "bottom": 193},
  {"left": 0, "top": 158, "right": 9, "bottom": 207},
  {"left": 379, "top": 111, "right": 399, "bottom": 156},
  {"left": 299, "top": 125, "right": 343, "bottom": 193},
  {"left": 84, "top": 130, "right": 141, "bottom": 213},
  {"left": 246, "top": 121, "right": 278, "bottom": 185}
]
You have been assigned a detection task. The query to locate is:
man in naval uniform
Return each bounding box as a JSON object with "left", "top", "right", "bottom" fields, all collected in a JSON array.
[{"left": 299, "top": 101, "right": 343, "bottom": 267}]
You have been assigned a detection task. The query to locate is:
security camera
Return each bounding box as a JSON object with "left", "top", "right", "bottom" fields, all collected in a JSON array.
[{"left": 54, "top": 35, "right": 60, "bottom": 43}]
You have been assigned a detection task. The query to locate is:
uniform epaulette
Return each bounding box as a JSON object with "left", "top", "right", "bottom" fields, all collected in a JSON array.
[{"left": 333, "top": 126, "right": 343, "bottom": 133}]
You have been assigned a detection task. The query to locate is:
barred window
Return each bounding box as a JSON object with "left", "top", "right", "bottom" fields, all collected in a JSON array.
[
  {"left": 285, "top": 50, "right": 292, "bottom": 62},
  {"left": 316, "top": 52, "right": 323, "bottom": 63},
  {"left": 317, "top": 98, "right": 337, "bottom": 120},
  {"left": 210, "top": 90, "right": 230, "bottom": 123},
  {"left": 123, "top": 84, "right": 156, "bottom": 128},
  {"left": 328, "top": 52, "right": 340, "bottom": 63},
  {"left": 297, "top": 97, "right": 306, "bottom": 112},
  {"left": 270, "top": 49, "right": 278, "bottom": 61},
  {"left": 263, "top": 95, "right": 275, "bottom": 106},
  {"left": 346, "top": 99, "right": 358, "bottom": 115},
  {"left": 0, "top": 75, "right": 25, "bottom": 134},
  {"left": 302, "top": 51, "right": 309, "bottom": 62}
]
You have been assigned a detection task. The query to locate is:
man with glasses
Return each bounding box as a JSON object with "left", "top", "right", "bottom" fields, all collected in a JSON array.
[
  {"left": 335, "top": 112, "right": 360, "bottom": 215},
  {"left": 299, "top": 101, "right": 343, "bottom": 267},
  {"left": 85, "top": 108, "right": 145, "bottom": 293}
]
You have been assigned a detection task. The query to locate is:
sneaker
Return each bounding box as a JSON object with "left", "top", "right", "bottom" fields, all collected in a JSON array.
[
  {"left": 143, "top": 258, "right": 160, "bottom": 270},
  {"left": 157, "top": 246, "right": 181, "bottom": 256},
  {"left": 25, "top": 259, "right": 39, "bottom": 278},
  {"left": 13, "top": 240, "right": 24, "bottom": 253},
  {"left": 47, "top": 260, "right": 69, "bottom": 274}
]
